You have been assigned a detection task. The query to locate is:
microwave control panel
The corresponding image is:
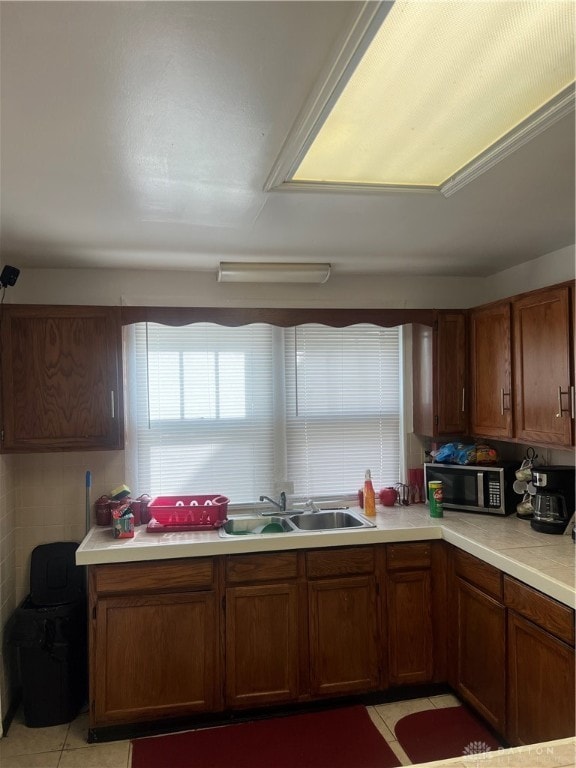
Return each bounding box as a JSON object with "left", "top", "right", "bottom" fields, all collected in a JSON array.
[{"left": 488, "top": 478, "right": 501, "bottom": 507}]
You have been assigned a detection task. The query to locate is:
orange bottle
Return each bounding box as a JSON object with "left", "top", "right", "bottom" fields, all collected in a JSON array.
[{"left": 363, "top": 469, "right": 376, "bottom": 517}]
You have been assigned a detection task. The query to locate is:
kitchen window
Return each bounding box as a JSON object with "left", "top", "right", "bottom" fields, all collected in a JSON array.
[{"left": 124, "top": 322, "right": 402, "bottom": 503}]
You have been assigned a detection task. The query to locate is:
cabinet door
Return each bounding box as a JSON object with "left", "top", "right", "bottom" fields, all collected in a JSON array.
[
  {"left": 1, "top": 306, "right": 123, "bottom": 451},
  {"left": 469, "top": 302, "right": 513, "bottom": 438},
  {"left": 436, "top": 311, "right": 468, "bottom": 435},
  {"left": 412, "top": 312, "right": 467, "bottom": 437},
  {"left": 308, "top": 576, "right": 379, "bottom": 697},
  {"left": 455, "top": 578, "right": 506, "bottom": 733},
  {"left": 225, "top": 583, "right": 300, "bottom": 707},
  {"left": 92, "top": 592, "right": 219, "bottom": 726},
  {"left": 507, "top": 611, "right": 575, "bottom": 746},
  {"left": 513, "top": 287, "right": 573, "bottom": 446},
  {"left": 387, "top": 569, "right": 434, "bottom": 685}
]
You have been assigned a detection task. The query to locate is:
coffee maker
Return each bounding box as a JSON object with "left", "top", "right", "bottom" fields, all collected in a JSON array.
[{"left": 530, "top": 466, "right": 575, "bottom": 535}]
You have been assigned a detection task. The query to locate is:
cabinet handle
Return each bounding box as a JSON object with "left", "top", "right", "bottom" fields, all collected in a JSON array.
[
  {"left": 501, "top": 389, "right": 511, "bottom": 414},
  {"left": 571, "top": 386, "right": 575, "bottom": 420},
  {"left": 110, "top": 390, "right": 116, "bottom": 419},
  {"left": 557, "top": 386, "right": 570, "bottom": 418},
  {"left": 461, "top": 387, "right": 465, "bottom": 413}
]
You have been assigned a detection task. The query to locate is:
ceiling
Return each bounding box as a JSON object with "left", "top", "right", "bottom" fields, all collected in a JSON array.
[{"left": 1, "top": 1, "right": 574, "bottom": 279}]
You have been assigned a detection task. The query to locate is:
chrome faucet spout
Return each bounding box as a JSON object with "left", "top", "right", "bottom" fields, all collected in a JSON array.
[{"left": 259, "top": 491, "right": 287, "bottom": 513}]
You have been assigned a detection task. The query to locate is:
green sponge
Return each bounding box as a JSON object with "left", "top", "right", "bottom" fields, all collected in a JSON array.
[{"left": 111, "top": 484, "right": 131, "bottom": 501}]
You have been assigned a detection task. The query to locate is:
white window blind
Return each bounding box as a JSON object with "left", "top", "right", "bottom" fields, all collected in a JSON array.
[
  {"left": 128, "top": 322, "right": 401, "bottom": 502},
  {"left": 284, "top": 325, "right": 400, "bottom": 496},
  {"left": 132, "top": 323, "right": 277, "bottom": 500}
]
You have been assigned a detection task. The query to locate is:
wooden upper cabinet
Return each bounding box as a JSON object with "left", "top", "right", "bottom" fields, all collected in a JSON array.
[
  {"left": 512, "top": 286, "right": 573, "bottom": 447},
  {"left": 413, "top": 311, "right": 467, "bottom": 437},
  {"left": 469, "top": 301, "right": 513, "bottom": 439},
  {"left": 1, "top": 305, "right": 124, "bottom": 451}
]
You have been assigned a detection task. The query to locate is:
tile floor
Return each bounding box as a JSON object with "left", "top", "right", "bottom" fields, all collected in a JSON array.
[{"left": 0, "top": 693, "right": 462, "bottom": 768}]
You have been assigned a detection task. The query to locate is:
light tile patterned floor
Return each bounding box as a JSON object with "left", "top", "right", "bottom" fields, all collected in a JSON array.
[{"left": 0, "top": 694, "right": 461, "bottom": 768}]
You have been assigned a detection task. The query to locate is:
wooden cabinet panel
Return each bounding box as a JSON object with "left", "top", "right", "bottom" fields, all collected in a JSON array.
[
  {"left": 93, "top": 558, "right": 215, "bottom": 595},
  {"left": 225, "top": 552, "right": 298, "bottom": 584},
  {"left": 387, "top": 542, "right": 431, "bottom": 570},
  {"left": 513, "top": 286, "right": 573, "bottom": 446},
  {"left": 225, "top": 583, "right": 300, "bottom": 707},
  {"left": 504, "top": 576, "right": 574, "bottom": 646},
  {"left": 308, "top": 576, "right": 379, "bottom": 696},
  {"left": 453, "top": 548, "right": 503, "bottom": 601},
  {"left": 412, "top": 312, "right": 467, "bottom": 437},
  {"left": 1, "top": 305, "right": 123, "bottom": 451},
  {"left": 507, "top": 611, "right": 575, "bottom": 746},
  {"left": 92, "top": 591, "right": 220, "bottom": 725},
  {"left": 436, "top": 312, "right": 468, "bottom": 435},
  {"left": 387, "top": 570, "right": 433, "bottom": 685},
  {"left": 305, "top": 546, "right": 374, "bottom": 578},
  {"left": 455, "top": 578, "right": 506, "bottom": 733},
  {"left": 469, "top": 302, "right": 513, "bottom": 438}
]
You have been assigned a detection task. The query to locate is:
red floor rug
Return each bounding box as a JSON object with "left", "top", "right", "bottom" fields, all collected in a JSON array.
[
  {"left": 131, "top": 705, "right": 401, "bottom": 768},
  {"left": 394, "top": 705, "right": 504, "bottom": 764}
]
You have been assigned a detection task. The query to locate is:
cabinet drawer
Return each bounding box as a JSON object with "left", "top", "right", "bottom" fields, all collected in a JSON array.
[
  {"left": 387, "top": 543, "right": 431, "bottom": 570},
  {"left": 306, "top": 546, "right": 374, "bottom": 578},
  {"left": 92, "top": 558, "right": 215, "bottom": 595},
  {"left": 453, "top": 549, "right": 503, "bottom": 601},
  {"left": 504, "top": 576, "right": 575, "bottom": 646},
  {"left": 225, "top": 552, "right": 298, "bottom": 584}
]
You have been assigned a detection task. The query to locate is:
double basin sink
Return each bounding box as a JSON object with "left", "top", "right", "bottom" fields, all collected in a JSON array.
[{"left": 218, "top": 509, "right": 376, "bottom": 538}]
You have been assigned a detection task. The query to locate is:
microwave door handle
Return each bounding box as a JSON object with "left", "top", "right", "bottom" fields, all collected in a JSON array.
[{"left": 477, "top": 472, "right": 484, "bottom": 507}]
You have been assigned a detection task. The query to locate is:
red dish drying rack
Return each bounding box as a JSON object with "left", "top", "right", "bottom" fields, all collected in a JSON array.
[{"left": 146, "top": 495, "right": 229, "bottom": 532}]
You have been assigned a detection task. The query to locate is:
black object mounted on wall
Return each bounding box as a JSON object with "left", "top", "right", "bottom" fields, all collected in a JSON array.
[{"left": 0, "top": 265, "right": 20, "bottom": 288}]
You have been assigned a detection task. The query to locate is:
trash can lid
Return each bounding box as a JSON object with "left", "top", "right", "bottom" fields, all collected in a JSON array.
[{"left": 30, "top": 542, "right": 85, "bottom": 606}]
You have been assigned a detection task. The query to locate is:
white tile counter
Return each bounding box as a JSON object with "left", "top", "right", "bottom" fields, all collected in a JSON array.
[{"left": 76, "top": 504, "right": 576, "bottom": 607}]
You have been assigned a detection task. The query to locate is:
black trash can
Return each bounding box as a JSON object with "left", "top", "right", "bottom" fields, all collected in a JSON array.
[{"left": 11, "top": 542, "right": 87, "bottom": 727}]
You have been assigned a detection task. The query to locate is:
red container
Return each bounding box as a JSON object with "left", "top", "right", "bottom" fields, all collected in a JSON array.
[{"left": 148, "top": 495, "right": 229, "bottom": 529}]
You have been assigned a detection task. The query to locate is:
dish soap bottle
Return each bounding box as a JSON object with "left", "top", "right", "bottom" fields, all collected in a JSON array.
[{"left": 363, "top": 469, "right": 376, "bottom": 517}]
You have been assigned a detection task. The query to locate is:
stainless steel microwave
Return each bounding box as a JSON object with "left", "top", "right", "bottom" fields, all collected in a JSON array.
[{"left": 424, "top": 463, "right": 517, "bottom": 516}]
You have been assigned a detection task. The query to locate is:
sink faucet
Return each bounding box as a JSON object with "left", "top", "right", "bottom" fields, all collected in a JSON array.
[
  {"left": 306, "top": 499, "right": 322, "bottom": 513},
  {"left": 259, "top": 492, "right": 287, "bottom": 514}
]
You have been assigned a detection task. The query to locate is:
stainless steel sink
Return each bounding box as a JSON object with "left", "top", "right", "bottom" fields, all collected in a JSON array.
[
  {"left": 218, "top": 509, "right": 376, "bottom": 538},
  {"left": 219, "top": 516, "right": 297, "bottom": 537},
  {"left": 288, "top": 510, "right": 376, "bottom": 531}
]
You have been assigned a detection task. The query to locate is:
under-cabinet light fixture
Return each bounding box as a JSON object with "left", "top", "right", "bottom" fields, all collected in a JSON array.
[{"left": 217, "top": 262, "right": 331, "bottom": 284}]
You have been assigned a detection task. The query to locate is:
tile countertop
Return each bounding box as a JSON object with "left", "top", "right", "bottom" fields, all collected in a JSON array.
[{"left": 75, "top": 504, "right": 576, "bottom": 608}]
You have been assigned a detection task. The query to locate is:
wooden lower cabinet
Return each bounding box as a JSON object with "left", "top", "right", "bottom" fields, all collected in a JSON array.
[
  {"left": 308, "top": 575, "right": 380, "bottom": 696},
  {"left": 386, "top": 543, "right": 435, "bottom": 685},
  {"left": 454, "top": 577, "right": 506, "bottom": 733},
  {"left": 507, "top": 611, "right": 575, "bottom": 745},
  {"left": 92, "top": 591, "right": 220, "bottom": 725},
  {"left": 225, "top": 583, "right": 300, "bottom": 707},
  {"left": 88, "top": 542, "right": 574, "bottom": 743},
  {"left": 504, "top": 575, "right": 575, "bottom": 745}
]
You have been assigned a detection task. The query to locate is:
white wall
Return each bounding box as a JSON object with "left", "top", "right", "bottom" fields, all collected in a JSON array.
[
  {"left": 478, "top": 245, "right": 575, "bottom": 305},
  {"left": 7, "top": 245, "right": 573, "bottom": 309},
  {"left": 6, "top": 268, "right": 481, "bottom": 308}
]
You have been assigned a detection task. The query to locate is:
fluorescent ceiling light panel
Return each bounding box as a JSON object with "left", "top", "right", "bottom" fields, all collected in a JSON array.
[
  {"left": 218, "top": 262, "right": 331, "bottom": 284},
  {"left": 275, "top": 1, "right": 575, "bottom": 195}
]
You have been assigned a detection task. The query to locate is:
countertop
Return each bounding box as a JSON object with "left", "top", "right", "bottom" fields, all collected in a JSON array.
[{"left": 76, "top": 504, "right": 576, "bottom": 608}]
